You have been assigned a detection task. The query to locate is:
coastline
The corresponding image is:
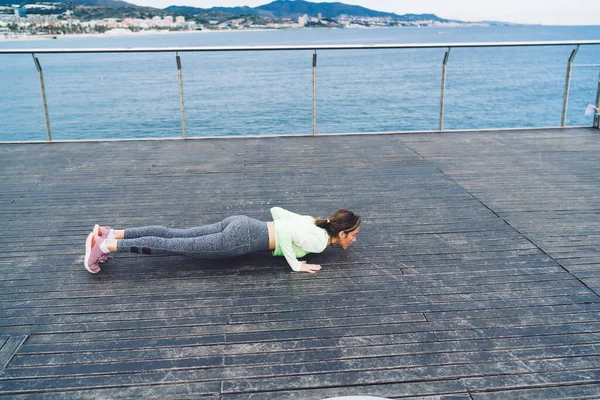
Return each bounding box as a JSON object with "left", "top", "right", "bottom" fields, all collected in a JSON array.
[
  {"left": 0, "top": 24, "right": 498, "bottom": 43},
  {"left": 0, "top": 29, "right": 215, "bottom": 42},
  {"left": 1, "top": 24, "right": 588, "bottom": 44},
  {"left": 0, "top": 27, "right": 365, "bottom": 42}
]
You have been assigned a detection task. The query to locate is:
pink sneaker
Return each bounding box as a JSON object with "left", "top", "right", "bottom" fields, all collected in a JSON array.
[
  {"left": 92, "top": 224, "right": 112, "bottom": 238},
  {"left": 84, "top": 232, "right": 110, "bottom": 274},
  {"left": 92, "top": 225, "right": 113, "bottom": 263}
]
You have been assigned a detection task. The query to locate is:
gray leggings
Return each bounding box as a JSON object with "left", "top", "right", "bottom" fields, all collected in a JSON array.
[{"left": 117, "top": 215, "right": 270, "bottom": 259}]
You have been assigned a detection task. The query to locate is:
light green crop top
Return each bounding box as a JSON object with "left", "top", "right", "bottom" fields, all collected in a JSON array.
[{"left": 270, "top": 207, "right": 329, "bottom": 271}]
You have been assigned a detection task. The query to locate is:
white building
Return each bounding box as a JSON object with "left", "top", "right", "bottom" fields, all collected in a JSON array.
[
  {"left": 23, "top": 4, "right": 56, "bottom": 10},
  {"left": 298, "top": 14, "right": 307, "bottom": 27}
]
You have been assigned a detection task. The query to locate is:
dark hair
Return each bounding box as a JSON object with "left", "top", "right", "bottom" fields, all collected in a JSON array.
[{"left": 315, "top": 209, "right": 361, "bottom": 237}]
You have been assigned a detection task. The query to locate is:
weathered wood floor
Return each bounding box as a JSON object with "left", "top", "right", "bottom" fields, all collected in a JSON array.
[{"left": 1, "top": 128, "right": 599, "bottom": 399}]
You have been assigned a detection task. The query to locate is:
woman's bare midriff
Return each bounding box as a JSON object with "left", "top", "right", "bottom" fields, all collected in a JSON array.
[{"left": 267, "top": 221, "right": 276, "bottom": 250}]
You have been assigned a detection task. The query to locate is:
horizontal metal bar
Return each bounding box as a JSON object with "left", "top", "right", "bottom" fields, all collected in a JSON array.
[
  {"left": 573, "top": 64, "right": 600, "bottom": 68},
  {"left": 2, "top": 40, "right": 600, "bottom": 55}
]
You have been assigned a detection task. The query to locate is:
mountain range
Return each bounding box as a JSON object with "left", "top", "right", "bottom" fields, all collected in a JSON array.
[
  {"left": 165, "top": 1, "right": 449, "bottom": 21},
  {"left": 1, "top": 0, "right": 453, "bottom": 23}
]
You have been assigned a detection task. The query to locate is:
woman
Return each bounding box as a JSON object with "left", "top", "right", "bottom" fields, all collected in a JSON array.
[{"left": 84, "top": 207, "right": 361, "bottom": 274}]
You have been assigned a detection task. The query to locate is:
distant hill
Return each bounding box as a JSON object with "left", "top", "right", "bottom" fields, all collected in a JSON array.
[
  {"left": 165, "top": 0, "right": 450, "bottom": 22},
  {"left": 71, "top": 0, "right": 136, "bottom": 8},
  {"left": 165, "top": 5, "right": 253, "bottom": 16},
  {"left": 401, "top": 13, "right": 447, "bottom": 22},
  {"left": 254, "top": 0, "right": 398, "bottom": 19},
  {"left": 0, "top": 0, "right": 458, "bottom": 25}
]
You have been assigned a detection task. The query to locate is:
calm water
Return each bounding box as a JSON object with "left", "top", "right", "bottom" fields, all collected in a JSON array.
[{"left": 1, "top": 26, "right": 599, "bottom": 141}]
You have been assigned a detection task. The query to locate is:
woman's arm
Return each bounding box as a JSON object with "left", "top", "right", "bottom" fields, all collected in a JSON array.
[
  {"left": 278, "top": 230, "right": 303, "bottom": 271},
  {"left": 278, "top": 230, "right": 321, "bottom": 273}
]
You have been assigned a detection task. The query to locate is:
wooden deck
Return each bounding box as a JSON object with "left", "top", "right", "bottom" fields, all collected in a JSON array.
[{"left": 1, "top": 128, "right": 599, "bottom": 399}]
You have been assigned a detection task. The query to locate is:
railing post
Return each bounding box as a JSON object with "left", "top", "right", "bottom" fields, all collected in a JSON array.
[
  {"left": 32, "top": 54, "right": 52, "bottom": 141},
  {"left": 176, "top": 52, "right": 187, "bottom": 139},
  {"left": 439, "top": 47, "right": 451, "bottom": 131},
  {"left": 594, "top": 69, "right": 600, "bottom": 129},
  {"left": 561, "top": 45, "right": 579, "bottom": 127},
  {"left": 312, "top": 50, "right": 317, "bottom": 136}
]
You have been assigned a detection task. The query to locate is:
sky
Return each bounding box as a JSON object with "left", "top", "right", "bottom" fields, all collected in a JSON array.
[{"left": 125, "top": 0, "right": 600, "bottom": 26}]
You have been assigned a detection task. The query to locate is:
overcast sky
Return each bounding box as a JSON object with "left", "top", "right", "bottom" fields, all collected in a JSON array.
[{"left": 126, "top": 0, "right": 600, "bottom": 25}]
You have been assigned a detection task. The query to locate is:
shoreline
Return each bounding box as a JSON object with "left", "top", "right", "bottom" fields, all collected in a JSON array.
[
  {"left": 0, "top": 24, "right": 515, "bottom": 43},
  {"left": 0, "top": 24, "right": 587, "bottom": 43},
  {"left": 1, "top": 28, "right": 326, "bottom": 42},
  {"left": 0, "top": 29, "right": 218, "bottom": 42}
]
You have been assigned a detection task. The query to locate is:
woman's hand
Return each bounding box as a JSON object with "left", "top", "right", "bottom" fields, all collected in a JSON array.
[{"left": 299, "top": 262, "right": 322, "bottom": 273}]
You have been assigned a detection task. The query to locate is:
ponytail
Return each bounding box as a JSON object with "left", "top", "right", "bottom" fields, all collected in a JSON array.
[{"left": 315, "top": 209, "right": 361, "bottom": 237}]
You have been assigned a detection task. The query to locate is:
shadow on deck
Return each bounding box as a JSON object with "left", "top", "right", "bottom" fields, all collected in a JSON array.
[{"left": 1, "top": 128, "right": 599, "bottom": 399}]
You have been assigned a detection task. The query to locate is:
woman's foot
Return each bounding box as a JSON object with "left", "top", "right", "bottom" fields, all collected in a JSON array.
[
  {"left": 92, "top": 225, "right": 114, "bottom": 262},
  {"left": 93, "top": 224, "right": 113, "bottom": 239},
  {"left": 84, "top": 232, "right": 110, "bottom": 274}
]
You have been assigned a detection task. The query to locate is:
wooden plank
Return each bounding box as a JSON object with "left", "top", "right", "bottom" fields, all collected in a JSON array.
[
  {"left": 470, "top": 383, "right": 600, "bottom": 400},
  {"left": 0, "top": 390, "right": 219, "bottom": 400},
  {"left": 0, "top": 336, "right": 27, "bottom": 373},
  {"left": 464, "top": 369, "right": 600, "bottom": 393},
  {"left": 221, "top": 380, "right": 470, "bottom": 400},
  {"left": 0, "top": 377, "right": 221, "bottom": 398}
]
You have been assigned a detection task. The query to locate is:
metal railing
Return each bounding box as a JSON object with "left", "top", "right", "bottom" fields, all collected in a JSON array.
[{"left": 2, "top": 40, "right": 600, "bottom": 141}]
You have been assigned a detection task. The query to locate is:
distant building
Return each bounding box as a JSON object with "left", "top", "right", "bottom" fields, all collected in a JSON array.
[
  {"left": 14, "top": 7, "right": 26, "bottom": 18},
  {"left": 103, "top": 18, "right": 118, "bottom": 28},
  {"left": 175, "top": 16, "right": 185, "bottom": 24},
  {"left": 298, "top": 14, "right": 307, "bottom": 27},
  {"left": 27, "top": 14, "right": 44, "bottom": 24}
]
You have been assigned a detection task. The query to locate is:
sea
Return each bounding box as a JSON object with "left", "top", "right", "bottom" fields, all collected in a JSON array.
[{"left": 1, "top": 25, "right": 599, "bottom": 141}]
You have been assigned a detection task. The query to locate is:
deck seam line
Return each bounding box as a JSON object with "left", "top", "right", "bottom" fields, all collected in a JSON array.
[
  {"left": 402, "top": 142, "right": 600, "bottom": 298},
  {"left": 0, "top": 125, "right": 590, "bottom": 144}
]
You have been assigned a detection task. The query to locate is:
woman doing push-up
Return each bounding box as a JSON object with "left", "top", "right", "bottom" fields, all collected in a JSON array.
[{"left": 84, "top": 207, "right": 361, "bottom": 274}]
